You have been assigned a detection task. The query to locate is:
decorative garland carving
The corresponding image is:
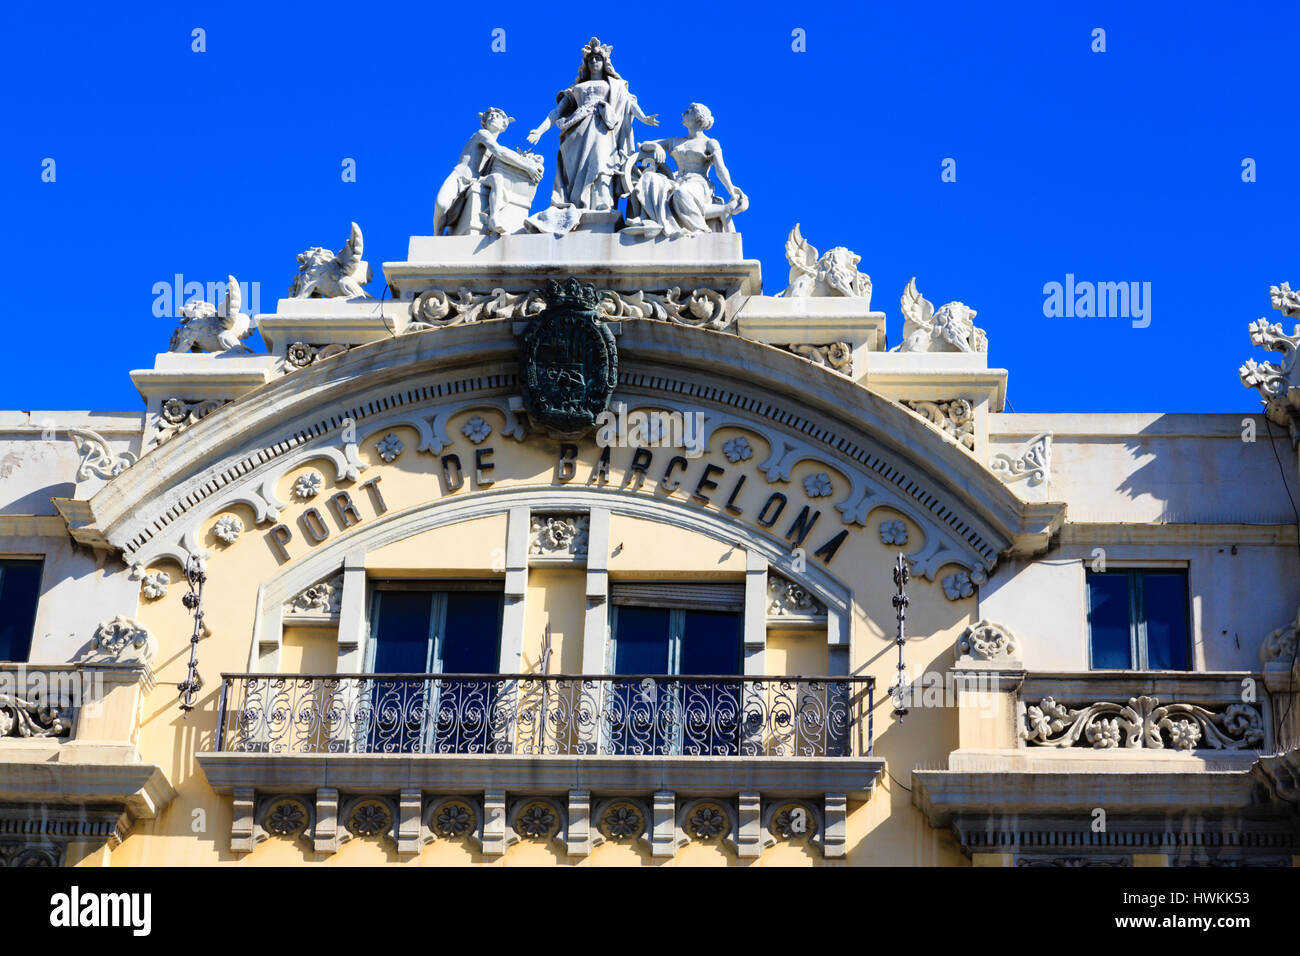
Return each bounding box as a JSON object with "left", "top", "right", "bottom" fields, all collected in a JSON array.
[
  {"left": 902, "top": 399, "right": 975, "bottom": 453},
  {"left": 990, "top": 433, "right": 1051, "bottom": 486},
  {"left": 406, "top": 286, "right": 732, "bottom": 332},
  {"left": 0, "top": 691, "right": 71, "bottom": 739},
  {"left": 68, "top": 428, "right": 136, "bottom": 480},
  {"left": 1021, "top": 695, "right": 1264, "bottom": 750},
  {"left": 782, "top": 343, "right": 853, "bottom": 376}
]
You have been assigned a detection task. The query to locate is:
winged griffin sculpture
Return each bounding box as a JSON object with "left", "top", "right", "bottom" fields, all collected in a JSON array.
[
  {"left": 896, "top": 278, "right": 987, "bottom": 353},
  {"left": 779, "top": 224, "right": 871, "bottom": 300},
  {"left": 289, "top": 222, "right": 371, "bottom": 299},
  {"left": 169, "top": 277, "right": 256, "bottom": 353}
]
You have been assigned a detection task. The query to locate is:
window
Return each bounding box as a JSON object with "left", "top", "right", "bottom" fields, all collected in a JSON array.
[
  {"left": 0, "top": 559, "right": 42, "bottom": 662},
  {"left": 607, "top": 583, "right": 744, "bottom": 755},
  {"left": 1086, "top": 569, "right": 1189, "bottom": 670},
  {"left": 364, "top": 582, "right": 503, "bottom": 752}
]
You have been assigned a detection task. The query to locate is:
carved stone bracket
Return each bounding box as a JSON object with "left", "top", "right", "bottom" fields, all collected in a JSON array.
[
  {"left": 1020, "top": 695, "right": 1264, "bottom": 750},
  {"left": 901, "top": 399, "right": 975, "bottom": 454},
  {"left": 990, "top": 433, "right": 1051, "bottom": 486}
]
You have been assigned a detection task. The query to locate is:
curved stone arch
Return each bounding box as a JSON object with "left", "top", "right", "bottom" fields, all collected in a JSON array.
[{"left": 242, "top": 484, "right": 860, "bottom": 670}]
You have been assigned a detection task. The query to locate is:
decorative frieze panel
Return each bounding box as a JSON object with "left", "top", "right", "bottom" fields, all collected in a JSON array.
[
  {"left": 1020, "top": 695, "right": 1264, "bottom": 751},
  {"left": 283, "top": 572, "right": 344, "bottom": 623},
  {"left": 0, "top": 691, "right": 71, "bottom": 739},
  {"left": 901, "top": 399, "right": 975, "bottom": 454},
  {"left": 529, "top": 513, "right": 589, "bottom": 562},
  {"left": 990, "top": 433, "right": 1052, "bottom": 486},
  {"left": 408, "top": 286, "right": 733, "bottom": 332},
  {"left": 766, "top": 572, "right": 828, "bottom": 627}
]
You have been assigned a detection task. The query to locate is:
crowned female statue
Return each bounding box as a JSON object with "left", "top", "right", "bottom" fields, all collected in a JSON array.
[{"left": 526, "top": 38, "right": 658, "bottom": 230}]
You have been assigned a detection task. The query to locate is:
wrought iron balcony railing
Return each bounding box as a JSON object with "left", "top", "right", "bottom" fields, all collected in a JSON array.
[{"left": 214, "top": 673, "right": 874, "bottom": 758}]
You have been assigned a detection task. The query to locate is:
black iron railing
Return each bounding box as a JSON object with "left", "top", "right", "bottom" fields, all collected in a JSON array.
[{"left": 214, "top": 673, "right": 874, "bottom": 758}]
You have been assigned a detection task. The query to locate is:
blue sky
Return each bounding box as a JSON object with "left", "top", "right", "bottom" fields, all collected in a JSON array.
[{"left": 3, "top": 0, "right": 1296, "bottom": 413}]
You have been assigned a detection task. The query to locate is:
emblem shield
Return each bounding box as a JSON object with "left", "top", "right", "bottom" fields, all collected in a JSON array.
[{"left": 520, "top": 278, "right": 618, "bottom": 439}]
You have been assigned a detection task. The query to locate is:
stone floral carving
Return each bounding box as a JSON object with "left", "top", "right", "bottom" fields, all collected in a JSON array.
[
  {"left": 285, "top": 574, "right": 343, "bottom": 617},
  {"left": 462, "top": 416, "right": 492, "bottom": 444},
  {"left": 0, "top": 692, "right": 71, "bottom": 739},
  {"left": 530, "top": 514, "right": 589, "bottom": 558},
  {"left": 1240, "top": 283, "right": 1300, "bottom": 439},
  {"left": 263, "top": 799, "right": 309, "bottom": 837},
  {"left": 68, "top": 428, "right": 136, "bottom": 480},
  {"left": 621, "top": 102, "right": 747, "bottom": 237},
  {"left": 169, "top": 276, "right": 255, "bottom": 353},
  {"left": 284, "top": 342, "right": 349, "bottom": 369},
  {"left": 990, "top": 433, "right": 1052, "bottom": 486},
  {"left": 408, "top": 288, "right": 546, "bottom": 329},
  {"left": 599, "top": 803, "right": 644, "bottom": 840},
  {"left": 376, "top": 433, "right": 404, "bottom": 462},
  {"left": 771, "top": 804, "right": 817, "bottom": 840},
  {"left": 767, "top": 573, "right": 826, "bottom": 619},
  {"left": 432, "top": 801, "right": 474, "bottom": 839},
  {"left": 141, "top": 571, "right": 170, "bottom": 601},
  {"left": 785, "top": 342, "right": 853, "bottom": 375},
  {"left": 288, "top": 222, "right": 371, "bottom": 298},
  {"left": 347, "top": 801, "right": 392, "bottom": 837},
  {"left": 898, "top": 278, "right": 986, "bottom": 353},
  {"left": 515, "top": 803, "right": 558, "bottom": 839},
  {"left": 434, "top": 108, "right": 544, "bottom": 236},
  {"left": 0, "top": 844, "right": 61, "bottom": 867},
  {"left": 212, "top": 514, "right": 243, "bottom": 545},
  {"left": 902, "top": 399, "right": 976, "bottom": 453},
  {"left": 292, "top": 471, "right": 323, "bottom": 499},
  {"left": 83, "top": 616, "right": 156, "bottom": 666},
  {"left": 1021, "top": 695, "right": 1264, "bottom": 751},
  {"left": 1261, "top": 609, "right": 1299, "bottom": 665},
  {"left": 686, "top": 805, "right": 727, "bottom": 840},
  {"left": 151, "top": 398, "right": 230, "bottom": 448},
  {"left": 779, "top": 225, "right": 871, "bottom": 302},
  {"left": 879, "top": 519, "right": 908, "bottom": 546},
  {"left": 941, "top": 568, "right": 986, "bottom": 601},
  {"left": 956, "top": 621, "right": 1019, "bottom": 663},
  {"left": 722, "top": 436, "right": 753, "bottom": 462},
  {"left": 803, "top": 472, "right": 833, "bottom": 497}
]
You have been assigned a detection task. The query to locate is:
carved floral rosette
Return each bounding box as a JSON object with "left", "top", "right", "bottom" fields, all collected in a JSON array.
[
  {"left": 529, "top": 514, "right": 589, "bottom": 560},
  {"left": 902, "top": 399, "right": 975, "bottom": 453},
  {"left": 1020, "top": 695, "right": 1264, "bottom": 751},
  {"left": 782, "top": 343, "right": 853, "bottom": 376},
  {"left": 150, "top": 398, "right": 231, "bottom": 449}
]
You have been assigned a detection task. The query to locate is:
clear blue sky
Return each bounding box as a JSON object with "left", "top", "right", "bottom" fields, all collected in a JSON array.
[{"left": 3, "top": 0, "right": 1296, "bottom": 413}]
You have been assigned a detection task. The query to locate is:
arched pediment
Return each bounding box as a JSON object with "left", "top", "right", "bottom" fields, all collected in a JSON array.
[{"left": 59, "top": 320, "right": 1063, "bottom": 580}]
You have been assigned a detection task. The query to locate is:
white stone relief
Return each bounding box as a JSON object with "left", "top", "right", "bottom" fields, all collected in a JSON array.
[
  {"left": 285, "top": 342, "right": 350, "bottom": 369},
  {"left": 530, "top": 514, "right": 589, "bottom": 558},
  {"left": 1261, "top": 609, "right": 1299, "bottom": 665},
  {"left": 289, "top": 222, "right": 371, "bottom": 299},
  {"left": 376, "top": 433, "right": 404, "bottom": 462},
  {"left": 897, "top": 278, "right": 986, "bottom": 353},
  {"left": 990, "top": 433, "right": 1051, "bottom": 486},
  {"left": 82, "top": 616, "right": 157, "bottom": 666},
  {"left": 1021, "top": 696, "right": 1263, "bottom": 751},
  {"left": 461, "top": 417, "right": 492, "bottom": 444},
  {"left": 879, "top": 519, "right": 908, "bottom": 546},
  {"left": 285, "top": 573, "right": 344, "bottom": 618},
  {"left": 68, "top": 428, "right": 136, "bottom": 480},
  {"left": 141, "top": 571, "right": 170, "bottom": 601},
  {"left": 168, "top": 276, "right": 256, "bottom": 353},
  {"left": 955, "top": 621, "right": 1019, "bottom": 664},
  {"left": 722, "top": 436, "right": 753, "bottom": 462},
  {"left": 408, "top": 286, "right": 732, "bottom": 332},
  {"left": 766, "top": 573, "right": 827, "bottom": 620},
  {"left": 212, "top": 514, "right": 243, "bottom": 545},
  {"left": 902, "top": 399, "right": 975, "bottom": 453},
  {"left": 779, "top": 225, "right": 871, "bottom": 302},
  {"left": 151, "top": 398, "right": 230, "bottom": 450},
  {"left": 1240, "top": 282, "right": 1300, "bottom": 440},
  {"left": 434, "top": 109, "right": 545, "bottom": 236},
  {"left": 941, "top": 569, "right": 986, "bottom": 601},
  {"left": 803, "top": 472, "right": 833, "bottom": 498},
  {"left": 784, "top": 343, "right": 853, "bottom": 376},
  {"left": 292, "top": 471, "right": 323, "bottom": 500}
]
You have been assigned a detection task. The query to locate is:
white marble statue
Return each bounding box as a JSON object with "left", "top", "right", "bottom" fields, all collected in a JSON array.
[
  {"left": 289, "top": 222, "right": 371, "bottom": 298},
  {"left": 434, "top": 109, "right": 545, "bottom": 236},
  {"left": 620, "top": 103, "right": 747, "bottom": 237},
  {"left": 525, "top": 38, "right": 659, "bottom": 231},
  {"left": 169, "top": 276, "right": 256, "bottom": 353},
  {"left": 779, "top": 225, "right": 871, "bottom": 299},
  {"left": 897, "top": 278, "right": 987, "bottom": 353}
]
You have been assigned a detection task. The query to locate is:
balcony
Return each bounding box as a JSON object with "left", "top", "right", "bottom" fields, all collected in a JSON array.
[{"left": 198, "top": 673, "right": 882, "bottom": 859}]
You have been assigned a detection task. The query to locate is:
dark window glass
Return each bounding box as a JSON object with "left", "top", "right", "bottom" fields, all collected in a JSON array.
[
  {"left": 371, "top": 591, "right": 434, "bottom": 672},
  {"left": 679, "top": 610, "right": 742, "bottom": 675},
  {"left": 440, "top": 591, "right": 503, "bottom": 673},
  {"left": 1087, "top": 570, "right": 1189, "bottom": 671},
  {"left": 612, "top": 606, "right": 672, "bottom": 675},
  {"left": 0, "top": 560, "right": 42, "bottom": 663}
]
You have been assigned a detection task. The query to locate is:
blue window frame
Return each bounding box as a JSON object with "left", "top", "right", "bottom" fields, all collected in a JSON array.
[
  {"left": 1086, "top": 569, "right": 1190, "bottom": 670},
  {"left": 0, "top": 559, "right": 42, "bottom": 663}
]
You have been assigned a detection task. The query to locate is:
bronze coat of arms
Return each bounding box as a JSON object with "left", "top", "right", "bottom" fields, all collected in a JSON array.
[{"left": 520, "top": 278, "right": 618, "bottom": 439}]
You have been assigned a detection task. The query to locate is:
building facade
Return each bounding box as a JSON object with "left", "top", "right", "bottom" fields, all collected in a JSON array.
[{"left": 2, "top": 38, "right": 1299, "bottom": 867}]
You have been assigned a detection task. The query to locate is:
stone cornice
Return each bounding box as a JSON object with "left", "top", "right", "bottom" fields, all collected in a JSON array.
[{"left": 1060, "top": 522, "right": 1299, "bottom": 546}]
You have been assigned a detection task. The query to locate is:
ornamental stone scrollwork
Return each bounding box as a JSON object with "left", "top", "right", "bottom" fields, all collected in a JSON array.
[
  {"left": 898, "top": 278, "right": 986, "bottom": 353},
  {"left": 68, "top": 428, "right": 136, "bottom": 480},
  {"left": 151, "top": 398, "right": 231, "bottom": 449},
  {"left": 291, "top": 471, "right": 323, "bottom": 500},
  {"left": 955, "top": 620, "right": 1019, "bottom": 664},
  {"left": 597, "top": 287, "right": 731, "bottom": 330},
  {"left": 1020, "top": 695, "right": 1264, "bottom": 750},
  {"left": 288, "top": 222, "right": 371, "bottom": 299},
  {"left": 285, "top": 342, "right": 351, "bottom": 369},
  {"left": 783, "top": 343, "right": 853, "bottom": 376},
  {"left": 1261, "top": 609, "right": 1299, "bottom": 665},
  {"left": 212, "top": 514, "right": 243, "bottom": 545},
  {"left": 530, "top": 514, "right": 590, "bottom": 559},
  {"left": 0, "top": 691, "right": 71, "bottom": 739},
  {"left": 901, "top": 399, "right": 976, "bottom": 453},
  {"left": 990, "top": 433, "right": 1051, "bottom": 486},
  {"left": 879, "top": 518, "right": 908, "bottom": 546},
  {"left": 140, "top": 571, "right": 170, "bottom": 601},
  {"left": 0, "top": 844, "right": 62, "bottom": 867},
  {"left": 779, "top": 225, "right": 871, "bottom": 302},
  {"left": 284, "top": 573, "right": 343, "bottom": 619},
  {"left": 1239, "top": 282, "right": 1300, "bottom": 440},
  {"left": 82, "top": 616, "right": 156, "bottom": 666},
  {"left": 409, "top": 287, "right": 546, "bottom": 330},
  {"left": 375, "top": 433, "right": 404, "bottom": 462},
  {"left": 168, "top": 275, "right": 255, "bottom": 354},
  {"left": 766, "top": 572, "right": 827, "bottom": 623}
]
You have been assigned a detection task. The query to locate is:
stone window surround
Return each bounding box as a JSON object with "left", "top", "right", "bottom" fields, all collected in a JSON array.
[{"left": 252, "top": 498, "right": 851, "bottom": 677}]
